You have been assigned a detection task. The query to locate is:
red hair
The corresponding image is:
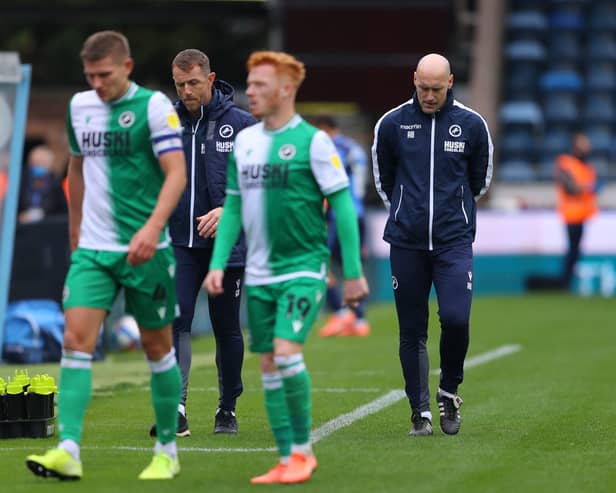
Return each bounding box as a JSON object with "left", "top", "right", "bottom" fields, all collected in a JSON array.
[{"left": 246, "top": 51, "right": 306, "bottom": 87}]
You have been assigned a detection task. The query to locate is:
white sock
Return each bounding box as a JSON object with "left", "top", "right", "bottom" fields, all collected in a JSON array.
[
  {"left": 291, "top": 442, "right": 313, "bottom": 457},
  {"left": 420, "top": 410, "right": 433, "bottom": 421},
  {"left": 178, "top": 403, "right": 186, "bottom": 416},
  {"left": 58, "top": 439, "right": 80, "bottom": 461},
  {"left": 438, "top": 387, "right": 456, "bottom": 399},
  {"left": 336, "top": 307, "right": 351, "bottom": 317},
  {"left": 154, "top": 440, "right": 178, "bottom": 461}
]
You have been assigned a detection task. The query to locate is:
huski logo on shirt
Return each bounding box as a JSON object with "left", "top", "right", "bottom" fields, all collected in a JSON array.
[
  {"left": 444, "top": 141, "right": 465, "bottom": 153},
  {"left": 80, "top": 131, "right": 130, "bottom": 156},
  {"left": 278, "top": 144, "right": 296, "bottom": 160},
  {"left": 216, "top": 141, "right": 234, "bottom": 153},
  {"left": 240, "top": 163, "right": 289, "bottom": 189},
  {"left": 118, "top": 111, "right": 135, "bottom": 128}
]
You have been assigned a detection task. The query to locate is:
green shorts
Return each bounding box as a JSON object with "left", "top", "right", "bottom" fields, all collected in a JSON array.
[
  {"left": 63, "top": 247, "right": 178, "bottom": 329},
  {"left": 246, "top": 277, "right": 327, "bottom": 353}
]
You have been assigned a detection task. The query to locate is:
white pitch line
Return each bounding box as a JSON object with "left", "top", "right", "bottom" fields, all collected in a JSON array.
[
  {"left": 311, "top": 389, "right": 406, "bottom": 443},
  {"left": 1, "top": 345, "right": 520, "bottom": 455}
]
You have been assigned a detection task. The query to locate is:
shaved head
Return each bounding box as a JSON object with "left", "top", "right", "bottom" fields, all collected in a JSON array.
[
  {"left": 416, "top": 53, "right": 451, "bottom": 79},
  {"left": 414, "top": 53, "right": 453, "bottom": 114}
]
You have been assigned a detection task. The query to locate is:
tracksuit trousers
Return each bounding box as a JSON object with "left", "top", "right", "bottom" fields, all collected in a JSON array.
[
  {"left": 172, "top": 245, "right": 244, "bottom": 412},
  {"left": 390, "top": 243, "right": 473, "bottom": 414}
]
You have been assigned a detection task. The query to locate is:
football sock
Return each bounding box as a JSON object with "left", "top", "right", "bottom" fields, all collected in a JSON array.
[
  {"left": 421, "top": 410, "right": 433, "bottom": 421},
  {"left": 291, "top": 442, "right": 313, "bottom": 457},
  {"left": 149, "top": 349, "right": 182, "bottom": 445},
  {"left": 274, "top": 354, "right": 312, "bottom": 446},
  {"left": 438, "top": 387, "right": 457, "bottom": 398},
  {"left": 154, "top": 439, "right": 178, "bottom": 461},
  {"left": 58, "top": 350, "right": 93, "bottom": 446},
  {"left": 58, "top": 439, "right": 80, "bottom": 461},
  {"left": 262, "top": 371, "right": 292, "bottom": 458}
]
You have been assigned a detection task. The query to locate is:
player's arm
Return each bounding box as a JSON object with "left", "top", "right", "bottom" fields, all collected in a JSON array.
[
  {"left": 205, "top": 152, "right": 242, "bottom": 295},
  {"left": 66, "top": 97, "right": 84, "bottom": 251},
  {"left": 67, "top": 155, "right": 84, "bottom": 251},
  {"left": 327, "top": 188, "right": 369, "bottom": 304},
  {"left": 127, "top": 149, "right": 186, "bottom": 266}
]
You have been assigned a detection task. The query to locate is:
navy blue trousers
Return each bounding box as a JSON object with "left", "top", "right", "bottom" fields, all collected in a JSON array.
[
  {"left": 562, "top": 222, "right": 584, "bottom": 287},
  {"left": 390, "top": 244, "right": 473, "bottom": 413},
  {"left": 173, "top": 245, "right": 244, "bottom": 411}
]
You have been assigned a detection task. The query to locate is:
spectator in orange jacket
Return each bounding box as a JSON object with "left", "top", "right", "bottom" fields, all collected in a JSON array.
[{"left": 554, "top": 132, "right": 598, "bottom": 289}]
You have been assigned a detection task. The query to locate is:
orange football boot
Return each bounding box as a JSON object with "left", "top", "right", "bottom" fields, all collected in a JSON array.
[
  {"left": 250, "top": 463, "right": 287, "bottom": 484},
  {"left": 319, "top": 311, "right": 356, "bottom": 337},
  {"left": 279, "top": 453, "right": 318, "bottom": 484}
]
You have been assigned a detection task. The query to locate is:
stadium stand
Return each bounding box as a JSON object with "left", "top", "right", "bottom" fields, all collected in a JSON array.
[{"left": 500, "top": 0, "right": 616, "bottom": 182}]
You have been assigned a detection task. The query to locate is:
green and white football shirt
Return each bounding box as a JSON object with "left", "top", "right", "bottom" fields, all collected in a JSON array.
[
  {"left": 66, "top": 82, "right": 182, "bottom": 251},
  {"left": 227, "top": 114, "right": 349, "bottom": 285}
]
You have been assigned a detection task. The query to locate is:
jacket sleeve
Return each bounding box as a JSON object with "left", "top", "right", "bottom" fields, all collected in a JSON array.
[
  {"left": 372, "top": 116, "right": 397, "bottom": 211},
  {"left": 468, "top": 115, "right": 494, "bottom": 201}
]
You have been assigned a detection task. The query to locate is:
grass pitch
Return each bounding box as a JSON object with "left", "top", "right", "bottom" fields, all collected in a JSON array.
[{"left": 1, "top": 294, "right": 615, "bottom": 492}]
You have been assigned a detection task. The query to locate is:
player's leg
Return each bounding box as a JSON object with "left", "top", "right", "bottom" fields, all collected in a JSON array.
[
  {"left": 390, "top": 245, "right": 433, "bottom": 436},
  {"left": 246, "top": 284, "right": 292, "bottom": 484},
  {"left": 432, "top": 244, "right": 473, "bottom": 435},
  {"left": 128, "top": 247, "right": 182, "bottom": 479},
  {"left": 26, "top": 248, "right": 116, "bottom": 480},
  {"left": 138, "top": 324, "right": 181, "bottom": 479},
  {"left": 208, "top": 264, "right": 245, "bottom": 433},
  {"left": 274, "top": 277, "right": 325, "bottom": 483}
]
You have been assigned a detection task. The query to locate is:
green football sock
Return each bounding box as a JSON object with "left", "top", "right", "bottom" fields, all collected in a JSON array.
[
  {"left": 149, "top": 350, "right": 182, "bottom": 445},
  {"left": 262, "top": 371, "right": 292, "bottom": 458},
  {"left": 275, "top": 354, "right": 312, "bottom": 445},
  {"left": 58, "top": 350, "right": 93, "bottom": 444}
]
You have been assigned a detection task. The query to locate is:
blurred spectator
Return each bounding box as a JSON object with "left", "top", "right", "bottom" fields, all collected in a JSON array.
[
  {"left": 312, "top": 115, "right": 371, "bottom": 338},
  {"left": 555, "top": 132, "right": 599, "bottom": 289},
  {"left": 18, "top": 144, "right": 67, "bottom": 223}
]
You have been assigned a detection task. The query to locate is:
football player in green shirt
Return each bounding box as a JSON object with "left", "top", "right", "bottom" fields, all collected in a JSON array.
[{"left": 205, "top": 51, "right": 368, "bottom": 484}]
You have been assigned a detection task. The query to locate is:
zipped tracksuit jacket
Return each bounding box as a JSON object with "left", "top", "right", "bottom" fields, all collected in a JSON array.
[
  {"left": 169, "top": 79, "right": 257, "bottom": 411},
  {"left": 372, "top": 90, "right": 493, "bottom": 414}
]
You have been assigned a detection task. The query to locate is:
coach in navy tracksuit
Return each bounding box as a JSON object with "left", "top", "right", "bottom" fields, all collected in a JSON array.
[
  {"left": 372, "top": 54, "right": 493, "bottom": 437},
  {"left": 158, "top": 49, "right": 256, "bottom": 437}
]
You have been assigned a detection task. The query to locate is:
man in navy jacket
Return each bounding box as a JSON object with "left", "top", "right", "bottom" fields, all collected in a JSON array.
[
  {"left": 372, "top": 53, "right": 493, "bottom": 437},
  {"left": 150, "top": 49, "right": 256, "bottom": 438}
]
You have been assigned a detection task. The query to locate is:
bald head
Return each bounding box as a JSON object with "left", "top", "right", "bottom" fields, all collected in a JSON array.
[
  {"left": 416, "top": 54, "right": 451, "bottom": 78},
  {"left": 414, "top": 53, "right": 453, "bottom": 114}
]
